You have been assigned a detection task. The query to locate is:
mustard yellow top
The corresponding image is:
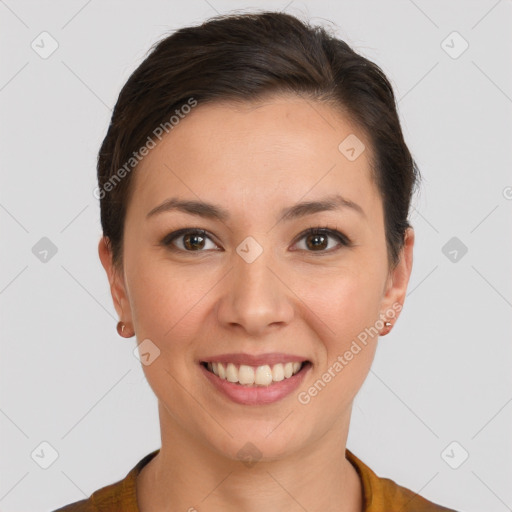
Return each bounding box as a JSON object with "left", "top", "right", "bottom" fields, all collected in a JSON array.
[{"left": 54, "top": 448, "right": 459, "bottom": 511}]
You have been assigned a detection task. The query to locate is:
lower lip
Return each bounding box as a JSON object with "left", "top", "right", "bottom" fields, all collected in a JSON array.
[{"left": 199, "top": 362, "right": 311, "bottom": 405}]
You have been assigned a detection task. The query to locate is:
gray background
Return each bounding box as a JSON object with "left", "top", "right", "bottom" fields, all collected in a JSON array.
[{"left": 1, "top": 1, "right": 511, "bottom": 511}]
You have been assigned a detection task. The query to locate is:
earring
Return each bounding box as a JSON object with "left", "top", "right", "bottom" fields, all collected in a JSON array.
[
  {"left": 116, "top": 321, "right": 133, "bottom": 338},
  {"left": 380, "top": 321, "right": 393, "bottom": 336}
]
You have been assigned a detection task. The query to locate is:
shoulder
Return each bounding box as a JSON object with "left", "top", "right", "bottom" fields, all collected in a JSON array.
[
  {"left": 52, "top": 450, "right": 160, "bottom": 512},
  {"left": 52, "top": 476, "right": 130, "bottom": 512},
  {"left": 346, "top": 449, "right": 460, "bottom": 512},
  {"left": 53, "top": 497, "right": 97, "bottom": 511},
  {"left": 370, "top": 474, "right": 458, "bottom": 511}
]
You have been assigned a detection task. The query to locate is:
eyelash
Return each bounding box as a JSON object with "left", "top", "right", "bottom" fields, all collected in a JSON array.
[{"left": 160, "top": 226, "right": 352, "bottom": 255}]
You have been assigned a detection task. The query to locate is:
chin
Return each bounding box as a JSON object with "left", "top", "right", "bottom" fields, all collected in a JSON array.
[{"left": 201, "top": 419, "right": 311, "bottom": 465}]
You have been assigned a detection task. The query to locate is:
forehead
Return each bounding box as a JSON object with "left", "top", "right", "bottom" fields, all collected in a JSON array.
[{"left": 130, "top": 94, "right": 380, "bottom": 222}]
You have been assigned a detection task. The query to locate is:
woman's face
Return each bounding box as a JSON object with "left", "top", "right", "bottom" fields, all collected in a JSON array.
[{"left": 100, "top": 94, "right": 414, "bottom": 462}]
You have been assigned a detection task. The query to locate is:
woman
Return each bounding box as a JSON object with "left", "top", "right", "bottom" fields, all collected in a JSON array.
[{"left": 55, "top": 10, "right": 459, "bottom": 512}]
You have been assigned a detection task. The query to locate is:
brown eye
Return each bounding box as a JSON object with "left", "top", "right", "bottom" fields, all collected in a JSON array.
[
  {"left": 183, "top": 232, "right": 206, "bottom": 250},
  {"left": 293, "top": 227, "right": 350, "bottom": 253},
  {"left": 161, "top": 227, "right": 351, "bottom": 255},
  {"left": 305, "top": 232, "right": 328, "bottom": 250},
  {"left": 161, "top": 229, "right": 219, "bottom": 252}
]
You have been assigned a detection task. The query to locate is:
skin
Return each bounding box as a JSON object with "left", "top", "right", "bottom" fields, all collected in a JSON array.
[{"left": 99, "top": 94, "right": 414, "bottom": 512}]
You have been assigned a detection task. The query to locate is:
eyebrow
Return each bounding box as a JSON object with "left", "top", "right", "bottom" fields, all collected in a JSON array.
[{"left": 146, "top": 193, "right": 366, "bottom": 223}]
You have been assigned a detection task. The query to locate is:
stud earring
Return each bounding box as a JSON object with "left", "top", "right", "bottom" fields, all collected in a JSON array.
[
  {"left": 116, "top": 321, "right": 133, "bottom": 338},
  {"left": 380, "top": 321, "right": 393, "bottom": 336}
]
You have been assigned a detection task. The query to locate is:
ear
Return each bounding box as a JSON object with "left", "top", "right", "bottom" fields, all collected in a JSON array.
[
  {"left": 379, "top": 227, "right": 415, "bottom": 322},
  {"left": 98, "top": 236, "right": 132, "bottom": 325}
]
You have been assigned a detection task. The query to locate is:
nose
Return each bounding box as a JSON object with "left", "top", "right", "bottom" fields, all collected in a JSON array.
[{"left": 215, "top": 243, "right": 294, "bottom": 336}]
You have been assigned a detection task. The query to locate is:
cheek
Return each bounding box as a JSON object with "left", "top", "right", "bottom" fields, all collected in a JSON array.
[
  {"left": 289, "top": 276, "right": 382, "bottom": 420},
  {"left": 295, "top": 257, "right": 385, "bottom": 335},
  {"left": 125, "top": 252, "right": 218, "bottom": 349},
  {"left": 125, "top": 258, "right": 209, "bottom": 397},
  {"left": 298, "top": 277, "right": 382, "bottom": 410},
  {"left": 291, "top": 259, "right": 384, "bottom": 383}
]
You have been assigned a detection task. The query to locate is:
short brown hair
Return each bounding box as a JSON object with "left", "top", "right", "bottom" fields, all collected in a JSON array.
[{"left": 97, "top": 11, "right": 420, "bottom": 270}]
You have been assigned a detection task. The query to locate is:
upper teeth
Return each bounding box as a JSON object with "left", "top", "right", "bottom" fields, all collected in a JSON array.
[{"left": 206, "top": 361, "right": 303, "bottom": 386}]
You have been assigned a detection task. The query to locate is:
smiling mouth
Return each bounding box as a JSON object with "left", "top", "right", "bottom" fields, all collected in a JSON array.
[{"left": 200, "top": 360, "right": 311, "bottom": 387}]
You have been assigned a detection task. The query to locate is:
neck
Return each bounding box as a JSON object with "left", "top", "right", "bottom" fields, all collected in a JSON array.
[{"left": 136, "top": 403, "right": 362, "bottom": 512}]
